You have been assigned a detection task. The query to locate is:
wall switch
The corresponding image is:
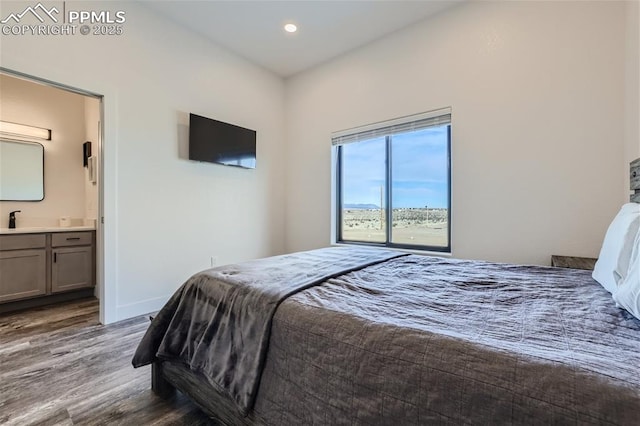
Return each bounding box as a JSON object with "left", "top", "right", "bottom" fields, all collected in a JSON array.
[{"left": 210, "top": 256, "right": 218, "bottom": 267}]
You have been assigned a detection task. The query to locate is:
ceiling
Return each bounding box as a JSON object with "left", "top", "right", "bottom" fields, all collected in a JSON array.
[{"left": 142, "top": 1, "right": 462, "bottom": 78}]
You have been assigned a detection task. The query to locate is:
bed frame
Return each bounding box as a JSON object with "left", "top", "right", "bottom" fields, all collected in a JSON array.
[
  {"left": 631, "top": 158, "right": 640, "bottom": 202},
  {"left": 152, "top": 360, "right": 254, "bottom": 425}
]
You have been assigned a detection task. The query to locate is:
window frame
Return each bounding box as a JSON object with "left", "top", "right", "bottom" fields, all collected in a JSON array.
[{"left": 333, "top": 113, "right": 452, "bottom": 253}]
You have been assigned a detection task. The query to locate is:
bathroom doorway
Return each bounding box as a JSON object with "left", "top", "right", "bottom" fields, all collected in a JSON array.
[{"left": 0, "top": 68, "right": 104, "bottom": 321}]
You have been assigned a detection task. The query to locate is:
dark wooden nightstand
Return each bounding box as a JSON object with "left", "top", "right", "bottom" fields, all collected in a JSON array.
[{"left": 551, "top": 255, "right": 597, "bottom": 271}]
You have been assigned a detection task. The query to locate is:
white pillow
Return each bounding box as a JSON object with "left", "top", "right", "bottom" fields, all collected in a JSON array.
[
  {"left": 592, "top": 203, "right": 640, "bottom": 294},
  {"left": 613, "top": 230, "right": 640, "bottom": 319}
]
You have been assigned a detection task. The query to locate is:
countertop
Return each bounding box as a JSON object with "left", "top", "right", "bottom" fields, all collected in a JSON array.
[{"left": 0, "top": 226, "right": 95, "bottom": 235}]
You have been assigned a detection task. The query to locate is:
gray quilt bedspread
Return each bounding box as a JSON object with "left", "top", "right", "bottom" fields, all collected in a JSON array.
[
  {"left": 135, "top": 247, "right": 640, "bottom": 424},
  {"left": 132, "top": 246, "right": 405, "bottom": 414},
  {"left": 248, "top": 254, "right": 640, "bottom": 425}
]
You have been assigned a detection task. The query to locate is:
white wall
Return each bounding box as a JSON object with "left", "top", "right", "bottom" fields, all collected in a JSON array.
[
  {"left": 625, "top": 0, "right": 640, "bottom": 197},
  {"left": 1, "top": 0, "right": 634, "bottom": 322},
  {"left": 0, "top": 1, "right": 286, "bottom": 322},
  {"left": 0, "top": 74, "right": 87, "bottom": 227},
  {"left": 285, "top": 1, "right": 627, "bottom": 266}
]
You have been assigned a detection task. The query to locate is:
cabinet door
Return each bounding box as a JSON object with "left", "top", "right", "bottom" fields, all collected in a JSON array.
[
  {"left": 0, "top": 249, "right": 47, "bottom": 303},
  {"left": 52, "top": 246, "right": 94, "bottom": 293}
]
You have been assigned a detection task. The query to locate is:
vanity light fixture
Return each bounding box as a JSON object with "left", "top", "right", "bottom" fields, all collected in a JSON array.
[{"left": 0, "top": 120, "right": 51, "bottom": 140}]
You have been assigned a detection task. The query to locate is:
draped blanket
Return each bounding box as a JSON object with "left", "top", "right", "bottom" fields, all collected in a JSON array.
[{"left": 132, "top": 246, "right": 406, "bottom": 414}]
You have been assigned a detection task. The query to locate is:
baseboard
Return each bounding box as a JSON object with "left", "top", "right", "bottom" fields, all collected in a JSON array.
[{"left": 116, "top": 295, "right": 169, "bottom": 321}]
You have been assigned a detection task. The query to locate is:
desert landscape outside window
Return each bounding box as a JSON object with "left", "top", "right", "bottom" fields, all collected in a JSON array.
[{"left": 333, "top": 110, "right": 451, "bottom": 252}]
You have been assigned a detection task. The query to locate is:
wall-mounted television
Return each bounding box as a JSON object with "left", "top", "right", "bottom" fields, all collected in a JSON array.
[{"left": 189, "top": 113, "right": 256, "bottom": 169}]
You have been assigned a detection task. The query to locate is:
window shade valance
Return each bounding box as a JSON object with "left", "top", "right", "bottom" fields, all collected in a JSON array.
[{"left": 331, "top": 107, "right": 451, "bottom": 146}]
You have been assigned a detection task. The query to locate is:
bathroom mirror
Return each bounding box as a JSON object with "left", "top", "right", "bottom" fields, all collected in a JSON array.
[{"left": 0, "top": 139, "right": 44, "bottom": 201}]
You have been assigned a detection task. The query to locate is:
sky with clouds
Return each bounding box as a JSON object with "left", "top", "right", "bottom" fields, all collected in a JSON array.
[{"left": 341, "top": 126, "right": 449, "bottom": 208}]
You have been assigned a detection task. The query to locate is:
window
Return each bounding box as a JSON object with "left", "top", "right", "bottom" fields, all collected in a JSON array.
[{"left": 333, "top": 108, "right": 451, "bottom": 252}]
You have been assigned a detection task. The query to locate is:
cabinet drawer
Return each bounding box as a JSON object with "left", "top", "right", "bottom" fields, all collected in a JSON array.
[
  {"left": 0, "top": 234, "right": 47, "bottom": 251},
  {"left": 52, "top": 232, "right": 93, "bottom": 247}
]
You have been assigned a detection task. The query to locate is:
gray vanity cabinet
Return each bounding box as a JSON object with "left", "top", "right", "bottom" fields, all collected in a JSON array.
[
  {"left": 52, "top": 232, "right": 94, "bottom": 293},
  {"left": 0, "top": 234, "right": 47, "bottom": 302},
  {"left": 0, "top": 231, "right": 95, "bottom": 305}
]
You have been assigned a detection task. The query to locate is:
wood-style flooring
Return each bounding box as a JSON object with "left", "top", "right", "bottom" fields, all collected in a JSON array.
[{"left": 0, "top": 298, "right": 215, "bottom": 425}]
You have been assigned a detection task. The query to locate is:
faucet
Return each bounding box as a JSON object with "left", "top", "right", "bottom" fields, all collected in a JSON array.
[{"left": 8, "top": 210, "right": 20, "bottom": 229}]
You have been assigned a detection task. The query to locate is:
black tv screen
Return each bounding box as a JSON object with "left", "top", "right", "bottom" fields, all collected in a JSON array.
[{"left": 189, "top": 113, "right": 256, "bottom": 169}]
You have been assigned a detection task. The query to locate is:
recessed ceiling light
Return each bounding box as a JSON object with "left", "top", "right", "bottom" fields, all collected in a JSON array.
[{"left": 284, "top": 23, "right": 297, "bottom": 33}]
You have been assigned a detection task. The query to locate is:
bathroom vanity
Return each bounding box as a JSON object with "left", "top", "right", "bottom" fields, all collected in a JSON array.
[{"left": 0, "top": 227, "right": 95, "bottom": 312}]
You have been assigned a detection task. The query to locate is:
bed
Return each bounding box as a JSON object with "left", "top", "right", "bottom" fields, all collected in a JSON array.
[{"left": 133, "top": 164, "right": 640, "bottom": 425}]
